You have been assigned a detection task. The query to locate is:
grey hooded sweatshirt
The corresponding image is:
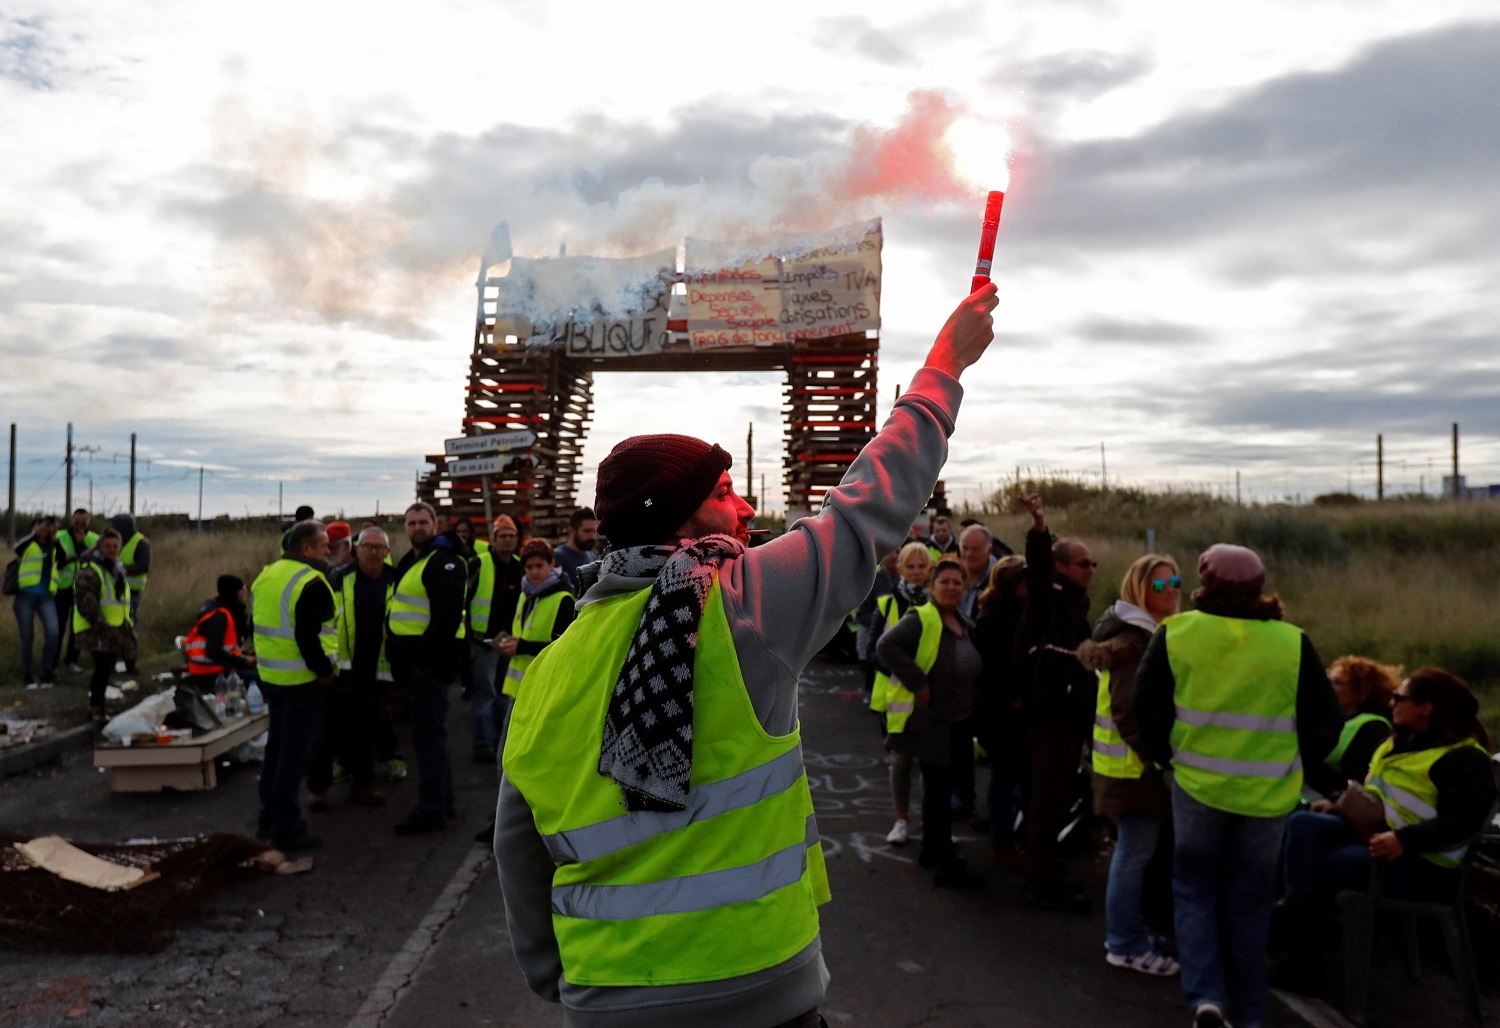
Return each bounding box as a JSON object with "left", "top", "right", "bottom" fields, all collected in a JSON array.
[{"left": 494, "top": 367, "right": 963, "bottom": 1027}]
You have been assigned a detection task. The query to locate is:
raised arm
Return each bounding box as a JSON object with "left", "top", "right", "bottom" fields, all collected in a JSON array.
[{"left": 722, "top": 286, "right": 998, "bottom": 689}]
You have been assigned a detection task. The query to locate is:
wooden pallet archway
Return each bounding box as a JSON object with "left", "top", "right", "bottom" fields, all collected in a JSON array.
[{"left": 416, "top": 326, "right": 881, "bottom": 542}]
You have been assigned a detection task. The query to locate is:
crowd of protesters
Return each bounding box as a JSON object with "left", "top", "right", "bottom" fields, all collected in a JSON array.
[
  {"left": 10, "top": 480, "right": 1497, "bottom": 1027},
  {"left": 858, "top": 492, "right": 1498, "bottom": 1028},
  {"left": 236, "top": 503, "right": 595, "bottom": 850},
  {"left": 8, "top": 509, "right": 148, "bottom": 707}
]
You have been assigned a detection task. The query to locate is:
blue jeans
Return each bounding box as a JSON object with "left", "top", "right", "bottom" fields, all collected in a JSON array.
[
  {"left": 1282, "top": 810, "right": 1459, "bottom": 901},
  {"left": 469, "top": 645, "right": 500, "bottom": 756},
  {"left": 258, "top": 681, "right": 327, "bottom": 840},
  {"left": 1107, "top": 813, "right": 1166, "bottom": 956},
  {"left": 14, "top": 590, "right": 60, "bottom": 680},
  {"left": 1172, "top": 780, "right": 1286, "bottom": 1028}
]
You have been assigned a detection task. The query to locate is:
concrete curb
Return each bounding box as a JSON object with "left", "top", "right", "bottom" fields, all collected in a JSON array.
[{"left": 0, "top": 723, "right": 94, "bottom": 778}]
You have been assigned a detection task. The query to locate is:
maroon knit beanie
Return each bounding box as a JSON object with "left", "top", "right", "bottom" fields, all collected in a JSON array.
[
  {"left": 1197, "top": 543, "right": 1266, "bottom": 595},
  {"left": 595, "top": 434, "right": 732, "bottom": 546}
]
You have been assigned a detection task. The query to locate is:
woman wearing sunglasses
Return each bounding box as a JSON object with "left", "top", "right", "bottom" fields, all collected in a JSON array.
[
  {"left": 1078, "top": 554, "right": 1183, "bottom": 978},
  {"left": 1282, "top": 668, "right": 1495, "bottom": 904}
]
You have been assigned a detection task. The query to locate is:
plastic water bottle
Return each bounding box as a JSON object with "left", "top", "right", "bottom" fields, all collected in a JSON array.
[{"left": 247, "top": 682, "right": 264, "bottom": 715}]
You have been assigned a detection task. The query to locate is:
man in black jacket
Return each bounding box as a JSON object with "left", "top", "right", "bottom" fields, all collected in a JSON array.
[
  {"left": 1017, "top": 492, "right": 1097, "bottom": 912},
  {"left": 387, "top": 502, "right": 468, "bottom": 836}
]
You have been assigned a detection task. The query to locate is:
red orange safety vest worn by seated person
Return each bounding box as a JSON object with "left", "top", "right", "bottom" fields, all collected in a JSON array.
[{"left": 183, "top": 605, "right": 244, "bottom": 678}]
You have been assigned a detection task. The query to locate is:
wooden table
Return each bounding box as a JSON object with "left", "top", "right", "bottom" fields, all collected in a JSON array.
[{"left": 94, "top": 713, "right": 269, "bottom": 793}]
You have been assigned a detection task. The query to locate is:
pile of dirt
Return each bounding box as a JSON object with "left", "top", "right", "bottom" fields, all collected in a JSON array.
[{"left": 0, "top": 831, "right": 268, "bottom": 954}]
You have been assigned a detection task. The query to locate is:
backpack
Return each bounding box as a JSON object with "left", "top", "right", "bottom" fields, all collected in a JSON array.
[{"left": 2, "top": 558, "right": 18, "bottom": 597}]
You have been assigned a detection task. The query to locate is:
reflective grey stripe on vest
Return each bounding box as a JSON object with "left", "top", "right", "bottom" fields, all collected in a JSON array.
[
  {"left": 1095, "top": 713, "right": 1116, "bottom": 731},
  {"left": 257, "top": 567, "right": 316, "bottom": 639},
  {"left": 257, "top": 656, "right": 314, "bottom": 671},
  {"left": 101, "top": 599, "right": 129, "bottom": 610},
  {"left": 885, "top": 701, "right": 913, "bottom": 714},
  {"left": 1175, "top": 704, "right": 1296, "bottom": 734},
  {"left": 1174, "top": 749, "right": 1302, "bottom": 779},
  {"left": 551, "top": 814, "right": 814, "bottom": 921},
  {"left": 505, "top": 665, "right": 525, "bottom": 682},
  {"left": 471, "top": 599, "right": 491, "bottom": 613},
  {"left": 394, "top": 591, "right": 430, "bottom": 610},
  {"left": 1094, "top": 741, "right": 1132, "bottom": 759},
  {"left": 390, "top": 612, "right": 429, "bottom": 623},
  {"left": 541, "top": 747, "right": 806, "bottom": 864},
  {"left": 1368, "top": 776, "right": 1439, "bottom": 821}
]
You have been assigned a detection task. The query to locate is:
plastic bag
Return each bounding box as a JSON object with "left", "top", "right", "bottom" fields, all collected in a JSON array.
[
  {"left": 100, "top": 690, "right": 180, "bottom": 745},
  {"left": 227, "top": 731, "right": 269, "bottom": 764},
  {"left": 168, "top": 685, "right": 224, "bottom": 735}
]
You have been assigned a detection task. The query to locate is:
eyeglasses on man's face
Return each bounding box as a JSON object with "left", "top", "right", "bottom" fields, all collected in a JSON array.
[{"left": 1151, "top": 576, "right": 1182, "bottom": 593}]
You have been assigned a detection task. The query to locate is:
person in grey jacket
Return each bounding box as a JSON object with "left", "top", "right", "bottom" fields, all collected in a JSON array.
[
  {"left": 494, "top": 283, "right": 999, "bottom": 1028},
  {"left": 878, "top": 558, "right": 984, "bottom": 888}
]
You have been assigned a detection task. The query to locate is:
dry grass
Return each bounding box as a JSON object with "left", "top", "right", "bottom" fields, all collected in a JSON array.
[
  {"left": 974, "top": 498, "right": 1500, "bottom": 737},
  {"left": 7, "top": 500, "right": 1499, "bottom": 733}
]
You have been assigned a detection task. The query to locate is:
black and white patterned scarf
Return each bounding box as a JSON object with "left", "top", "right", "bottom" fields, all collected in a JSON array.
[
  {"left": 894, "top": 577, "right": 928, "bottom": 609},
  {"left": 592, "top": 534, "right": 745, "bottom": 812}
]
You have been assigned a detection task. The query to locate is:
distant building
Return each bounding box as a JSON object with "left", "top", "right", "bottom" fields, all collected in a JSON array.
[{"left": 1440, "top": 475, "right": 1500, "bottom": 500}]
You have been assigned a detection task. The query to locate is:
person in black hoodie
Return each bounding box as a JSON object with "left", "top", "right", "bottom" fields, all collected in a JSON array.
[
  {"left": 386, "top": 502, "right": 469, "bottom": 836},
  {"left": 972, "top": 554, "right": 1028, "bottom": 866},
  {"left": 1016, "top": 491, "right": 1097, "bottom": 912}
]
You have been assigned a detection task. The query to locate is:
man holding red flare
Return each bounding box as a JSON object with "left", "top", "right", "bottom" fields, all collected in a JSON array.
[{"left": 496, "top": 279, "right": 1000, "bottom": 1027}]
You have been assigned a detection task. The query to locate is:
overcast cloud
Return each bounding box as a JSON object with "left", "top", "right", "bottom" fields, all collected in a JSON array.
[{"left": 2, "top": 2, "right": 1497, "bottom": 518}]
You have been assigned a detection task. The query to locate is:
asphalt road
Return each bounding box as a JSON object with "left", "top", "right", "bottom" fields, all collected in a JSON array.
[{"left": 0, "top": 658, "right": 1473, "bottom": 1027}]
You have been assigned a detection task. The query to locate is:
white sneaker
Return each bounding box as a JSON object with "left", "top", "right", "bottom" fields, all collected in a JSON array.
[
  {"left": 64, "top": 662, "right": 85, "bottom": 674},
  {"left": 114, "top": 661, "right": 127, "bottom": 673},
  {"left": 1192, "top": 1002, "right": 1230, "bottom": 1028},
  {"left": 24, "top": 681, "right": 39, "bottom": 690},
  {"left": 886, "top": 818, "right": 909, "bottom": 845},
  {"left": 1106, "top": 948, "right": 1180, "bottom": 977}
]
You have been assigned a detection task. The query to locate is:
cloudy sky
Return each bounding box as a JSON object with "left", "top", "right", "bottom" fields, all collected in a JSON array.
[{"left": 3, "top": 0, "right": 1498, "bottom": 521}]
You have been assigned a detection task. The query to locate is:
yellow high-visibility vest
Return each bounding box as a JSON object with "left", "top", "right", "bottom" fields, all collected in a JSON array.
[
  {"left": 334, "top": 568, "right": 393, "bottom": 683},
  {"left": 1166, "top": 611, "right": 1305, "bottom": 817},
  {"left": 56, "top": 530, "right": 98, "bottom": 590},
  {"left": 389, "top": 551, "right": 467, "bottom": 639},
  {"left": 502, "top": 590, "right": 569, "bottom": 698},
  {"left": 16, "top": 540, "right": 59, "bottom": 594},
  {"left": 120, "top": 533, "right": 149, "bottom": 593},
  {"left": 1366, "top": 736, "right": 1487, "bottom": 868},
  {"left": 251, "top": 559, "right": 336, "bottom": 686},
  {"left": 880, "top": 603, "right": 943, "bottom": 735},
  {"left": 71, "top": 558, "right": 131, "bottom": 633},
  {"left": 1092, "top": 668, "right": 1146, "bottom": 780},
  {"left": 503, "top": 578, "right": 828, "bottom": 987}
]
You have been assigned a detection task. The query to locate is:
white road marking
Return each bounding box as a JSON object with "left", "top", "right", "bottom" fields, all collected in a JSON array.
[
  {"left": 1272, "top": 988, "right": 1359, "bottom": 1028},
  {"left": 344, "top": 848, "right": 492, "bottom": 1028}
]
